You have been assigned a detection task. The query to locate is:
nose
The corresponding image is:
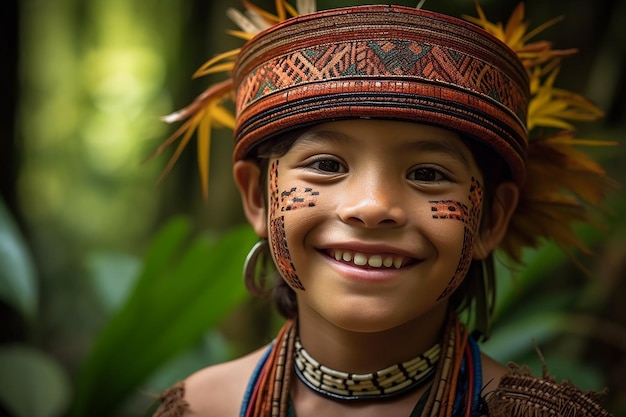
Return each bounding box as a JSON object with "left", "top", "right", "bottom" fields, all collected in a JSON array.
[{"left": 337, "top": 178, "right": 408, "bottom": 229}]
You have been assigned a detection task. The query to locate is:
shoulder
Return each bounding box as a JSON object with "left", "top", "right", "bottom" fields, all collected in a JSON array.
[
  {"left": 183, "top": 345, "right": 269, "bottom": 416},
  {"left": 152, "top": 345, "right": 270, "bottom": 417},
  {"left": 479, "top": 352, "right": 509, "bottom": 395}
]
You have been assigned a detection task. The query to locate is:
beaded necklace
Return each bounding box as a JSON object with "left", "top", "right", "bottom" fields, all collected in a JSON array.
[
  {"left": 240, "top": 314, "right": 482, "bottom": 417},
  {"left": 293, "top": 337, "right": 440, "bottom": 401}
]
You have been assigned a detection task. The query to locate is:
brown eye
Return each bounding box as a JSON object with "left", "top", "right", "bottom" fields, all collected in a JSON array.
[
  {"left": 310, "top": 159, "right": 344, "bottom": 173},
  {"left": 408, "top": 167, "right": 445, "bottom": 182}
]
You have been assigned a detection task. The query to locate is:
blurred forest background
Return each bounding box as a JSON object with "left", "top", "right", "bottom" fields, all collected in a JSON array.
[{"left": 1, "top": 0, "right": 625, "bottom": 416}]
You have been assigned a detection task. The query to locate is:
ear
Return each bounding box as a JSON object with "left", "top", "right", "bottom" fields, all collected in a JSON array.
[
  {"left": 473, "top": 181, "right": 519, "bottom": 260},
  {"left": 233, "top": 160, "right": 267, "bottom": 238}
]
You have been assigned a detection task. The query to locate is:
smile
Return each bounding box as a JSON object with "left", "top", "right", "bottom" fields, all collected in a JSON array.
[{"left": 328, "top": 249, "right": 409, "bottom": 269}]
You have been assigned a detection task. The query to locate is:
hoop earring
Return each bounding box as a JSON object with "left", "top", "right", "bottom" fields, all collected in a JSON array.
[{"left": 243, "top": 239, "right": 270, "bottom": 295}]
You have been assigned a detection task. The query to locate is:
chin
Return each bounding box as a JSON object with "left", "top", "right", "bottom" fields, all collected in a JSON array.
[{"left": 322, "top": 306, "right": 419, "bottom": 334}]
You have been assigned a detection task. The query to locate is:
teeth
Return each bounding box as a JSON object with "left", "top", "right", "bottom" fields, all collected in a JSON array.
[
  {"left": 354, "top": 253, "right": 367, "bottom": 266},
  {"left": 368, "top": 255, "right": 382, "bottom": 267},
  {"left": 331, "top": 250, "right": 405, "bottom": 269}
]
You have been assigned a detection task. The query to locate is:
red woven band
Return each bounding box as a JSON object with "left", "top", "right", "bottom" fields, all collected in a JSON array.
[{"left": 232, "top": 5, "right": 530, "bottom": 184}]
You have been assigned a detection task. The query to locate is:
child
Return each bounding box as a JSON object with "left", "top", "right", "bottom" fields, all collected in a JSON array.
[{"left": 151, "top": 2, "right": 614, "bottom": 416}]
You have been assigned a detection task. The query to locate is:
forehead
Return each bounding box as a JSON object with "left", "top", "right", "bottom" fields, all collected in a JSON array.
[{"left": 295, "top": 119, "right": 473, "bottom": 162}]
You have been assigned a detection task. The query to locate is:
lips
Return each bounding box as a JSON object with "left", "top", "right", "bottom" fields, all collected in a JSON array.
[{"left": 328, "top": 249, "right": 409, "bottom": 269}]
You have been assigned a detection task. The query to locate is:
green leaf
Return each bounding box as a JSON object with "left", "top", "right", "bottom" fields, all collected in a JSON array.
[
  {"left": 481, "top": 311, "right": 565, "bottom": 360},
  {"left": 493, "top": 219, "right": 607, "bottom": 322},
  {"left": 0, "top": 345, "right": 71, "bottom": 417},
  {"left": 493, "top": 242, "right": 567, "bottom": 320},
  {"left": 86, "top": 251, "right": 141, "bottom": 313},
  {"left": 146, "top": 330, "right": 231, "bottom": 392},
  {"left": 0, "top": 196, "right": 38, "bottom": 320},
  {"left": 70, "top": 217, "right": 258, "bottom": 417}
]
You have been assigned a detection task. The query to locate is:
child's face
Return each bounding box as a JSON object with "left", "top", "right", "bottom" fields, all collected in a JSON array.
[{"left": 264, "top": 119, "right": 487, "bottom": 332}]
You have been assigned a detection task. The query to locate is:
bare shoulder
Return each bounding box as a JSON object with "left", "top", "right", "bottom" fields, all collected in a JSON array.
[
  {"left": 176, "top": 345, "right": 269, "bottom": 417},
  {"left": 479, "top": 352, "right": 509, "bottom": 394}
]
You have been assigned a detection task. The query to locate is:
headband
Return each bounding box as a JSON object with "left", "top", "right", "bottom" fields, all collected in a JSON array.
[
  {"left": 152, "top": 1, "right": 613, "bottom": 261},
  {"left": 232, "top": 5, "right": 529, "bottom": 186}
]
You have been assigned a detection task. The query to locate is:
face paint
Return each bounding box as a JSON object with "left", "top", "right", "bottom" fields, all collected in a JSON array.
[
  {"left": 431, "top": 177, "right": 484, "bottom": 300},
  {"left": 281, "top": 187, "right": 319, "bottom": 211},
  {"left": 268, "top": 160, "right": 322, "bottom": 291}
]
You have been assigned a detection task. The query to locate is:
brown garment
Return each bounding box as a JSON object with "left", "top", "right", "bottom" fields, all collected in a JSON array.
[
  {"left": 152, "top": 382, "right": 189, "bottom": 417},
  {"left": 486, "top": 363, "right": 612, "bottom": 417},
  {"left": 151, "top": 368, "right": 613, "bottom": 417}
]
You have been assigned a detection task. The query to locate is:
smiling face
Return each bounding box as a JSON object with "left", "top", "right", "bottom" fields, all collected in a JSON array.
[
  {"left": 234, "top": 119, "right": 519, "bottom": 334},
  {"left": 258, "top": 119, "right": 492, "bottom": 333}
]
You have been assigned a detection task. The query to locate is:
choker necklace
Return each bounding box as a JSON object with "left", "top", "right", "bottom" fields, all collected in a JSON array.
[{"left": 293, "top": 338, "right": 440, "bottom": 401}]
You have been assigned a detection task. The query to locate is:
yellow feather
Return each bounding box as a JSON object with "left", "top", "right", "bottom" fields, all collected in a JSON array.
[
  {"left": 275, "top": 0, "right": 286, "bottom": 21},
  {"left": 226, "top": 30, "right": 257, "bottom": 41},
  {"left": 529, "top": 118, "right": 574, "bottom": 131},
  {"left": 198, "top": 106, "right": 212, "bottom": 201},
  {"left": 158, "top": 113, "right": 203, "bottom": 184},
  {"left": 283, "top": 1, "right": 299, "bottom": 17},
  {"left": 503, "top": 3, "right": 527, "bottom": 48},
  {"left": 193, "top": 49, "right": 240, "bottom": 78},
  {"left": 194, "top": 63, "right": 236, "bottom": 78},
  {"left": 522, "top": 15, "right": 565, "bottom": 43},
  {"left": 243, "top": 0, "right": 281, "bottom": 23},
  {"left": 463, "top": 3, "right": 501, "bottom": 36},
  {"left": 211, "top": 105, "right": 236, "bottom": 129}
]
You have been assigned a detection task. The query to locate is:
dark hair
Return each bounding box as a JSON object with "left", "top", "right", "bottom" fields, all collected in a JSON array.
[
  {"left": 448, "top": 137, "right": 509, "bottom": 335},
  {"left": 244, "top": 125, "right": 512, "bottom": 325}
]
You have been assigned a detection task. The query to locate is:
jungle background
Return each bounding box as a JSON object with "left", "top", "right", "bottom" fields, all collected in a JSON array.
[{"left": 1, "top": 0, "right": 625, "bottom": 416}]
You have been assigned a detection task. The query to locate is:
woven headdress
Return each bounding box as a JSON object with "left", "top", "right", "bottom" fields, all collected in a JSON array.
[{"left": 152, "top": 1, "right": 613, "bottom": 262}]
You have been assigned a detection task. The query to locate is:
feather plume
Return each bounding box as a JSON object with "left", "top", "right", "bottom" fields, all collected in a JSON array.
[
  {"left": 153, "top": 2, "right": 307, "bottom": 199},
  {"left": 464, "top": 3, "right": 577, "bottom": 68},
  {"left": 147, "top": 79, "right": 234, "bottom": 200},
  {"left": 465, "top": 3, "right": 616, "bottom": 261},
  {"left": 501, "top": 133, "right": 616, "bottom": 261},
  {"left": 528, "top": 65, "right": 604, "bottom": 131}
]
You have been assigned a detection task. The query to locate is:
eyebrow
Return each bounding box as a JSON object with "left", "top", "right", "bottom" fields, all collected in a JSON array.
[
  {"left": 404, "top": 139, "right": 471, "bottom": 169},
  {"left": 296, "top": 128, "right": 471, "bottom": 168}
]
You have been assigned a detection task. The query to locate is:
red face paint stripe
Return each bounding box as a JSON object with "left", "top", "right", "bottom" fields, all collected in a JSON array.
[
  {"left": 437, "top": 228, "right": 473, "bottom": 301},
  {"left": 433, "top": 177, "right": 484, "bottom": 301},
  {"left": 268, "top": 159, "right": 306, "bottom": 291}
]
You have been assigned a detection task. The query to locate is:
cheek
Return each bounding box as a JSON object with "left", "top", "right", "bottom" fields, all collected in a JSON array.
[
  {"left": 430, "top": 177, "right": 483, "bottom": 234},
  {"left": 431, "top": 177, "right": 484, "bottom": 301},
  {"left": 267, "top": 160, "right": 321, "bottom": 291}
]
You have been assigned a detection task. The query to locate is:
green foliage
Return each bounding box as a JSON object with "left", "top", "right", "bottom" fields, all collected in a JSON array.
[
  {"left": 0, "top": 197, "right": 38, "bottom": 322},
  {"left": 0, "top": 346, "right": 72, "bottom": 417},
  {"left": 481, "top": 191, "right": 626, "bottom": 393},
  {"left": 0, "top": 198, "right": 71, "bottom": 417},
  {"left": 69, "top": 217, "right": 257, "bottom": 417},
  {"left": 85, "top": 250, "right": 141, "bottom": 314}
]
